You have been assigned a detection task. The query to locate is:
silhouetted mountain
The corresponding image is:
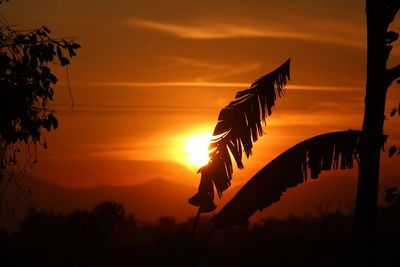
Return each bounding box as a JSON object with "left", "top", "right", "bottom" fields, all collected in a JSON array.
[
  {"left": 2, "top": 173, "right": 397, "bottom": 232},
  {"left": 0, "top": 176, "right": 198, "bottom": 231}
]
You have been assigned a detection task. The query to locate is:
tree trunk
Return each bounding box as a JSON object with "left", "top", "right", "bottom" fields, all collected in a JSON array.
[{"left": 354, "top": 0, "right": 389, "bottom": 250}]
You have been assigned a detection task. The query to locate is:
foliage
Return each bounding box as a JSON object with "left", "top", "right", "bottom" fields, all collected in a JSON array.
[
  {"left": 212, "top": 130, "right": 361, "bottom": 229},
  {"left": 385, "top": 187, "right": 400, "bottom": 204},
  {"left": 189, "top": 59, "right": 291, "bottom": 212},
  {"left": 2, "top": 201, "right": 400, "bottom": 266},
  {"left": 386, "top": 104, "right": 400, "bottom": 158},
  {"left": 92, "top": 201, "right": 126, "bottom": 237},
  {"left": 0, "top": 17, "right": 80, "bottom": 182},
  {"left": 190, "top": 3, "right": 400, "bottom": 246}
]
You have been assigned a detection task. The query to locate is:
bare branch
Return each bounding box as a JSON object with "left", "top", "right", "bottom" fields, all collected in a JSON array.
[
  {"left": 387, "top": 64, "right": 400, "bottom": 86},
  {"left": 386, "top": 0, "right": 400, "bottom": 25},
  {"left": 385, "top": 45, "right": 393, "bottom": 62}
]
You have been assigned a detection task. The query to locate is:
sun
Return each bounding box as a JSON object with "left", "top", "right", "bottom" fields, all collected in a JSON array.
[{"left": 184, "top": 133, "right": 212, "bottom": 168}]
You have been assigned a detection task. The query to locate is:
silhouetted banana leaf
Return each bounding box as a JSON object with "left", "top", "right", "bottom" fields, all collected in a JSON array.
[
  {"left": 189, "top": 58, "right": 291, "bottom": 212},
  {"left": 212, "top": 130, "right": 361, "bottom": 229}
]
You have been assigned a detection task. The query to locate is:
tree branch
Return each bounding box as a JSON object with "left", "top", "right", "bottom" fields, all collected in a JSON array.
[
  {"left": 384, "top": 45, "right": 393, "bottom": 62},
  {"left": 386, "top": 0, "right": 400, "bottom": 25},
  {"left": 387, "top": 64, "right": 400, "bottom": 86}
]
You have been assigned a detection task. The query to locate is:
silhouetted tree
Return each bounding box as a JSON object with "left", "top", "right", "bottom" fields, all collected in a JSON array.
[
  {"left": 0, "top": 0, "right": 80, "bottom": 203},
  {"left": 189, "top": 3, "right": 400, "bottom": 256},
  {"left": 212, "top": 131, "right": 361, "bottom": 229},
  {"left": 5, "top": 201, "right": 400, "bottom": 266},
  {"left": 92, "top": 201, "right": 126, "bottom": 221},
  {"left": 92, "top": 201, "right": 125, "bottom": 238},
  {"left": 187, "top": 62, "right": 360, "bottom": 229},
  {"left": 157, "top": 216, "right": 177, "bottom": 234},
  {"left": 353, "top": 0, "right": 400, "bottom": 246},
  {"left": 189, "top": 59, "right": 291, "bottom": 213},
  {"left": 188, "top": 59, "right": 290, "bottom": 241}
]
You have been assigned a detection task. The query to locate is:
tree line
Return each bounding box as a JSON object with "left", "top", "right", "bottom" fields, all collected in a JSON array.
[{"left": 1, "top": 199, "right": 400, "bottom": 266}]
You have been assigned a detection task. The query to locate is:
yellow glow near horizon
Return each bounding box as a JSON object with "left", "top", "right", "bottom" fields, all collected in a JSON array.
[{"left": 184, "top": 133, "right": 212, "bottom": 168}]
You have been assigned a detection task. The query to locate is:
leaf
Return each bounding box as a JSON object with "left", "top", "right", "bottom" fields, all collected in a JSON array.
[
  {"left": 67, "top": 45, "right": 76, "bottom": 57},
  {"left": 43, "top": 25, "right": 51, "bottom": 33},
  {"left": 60, "top": 57, "right": 70, "bottom": 66},
  {"left": 385, "top": 192, "right": 397, "bottom": 203},
  {"left": 189, "top": 58, "right": 291, "bottom": 212},
  {"left": 389, "top": 146, "right": 397, "bottom": 158},
  {"left": 56, "top": 46, "right": 62, "bottom": 62},
  {"left": 212, "top": 130, "right": 361, "bottom": 229},
  {"left": 31, "top": 128, "right": 40, "bottom": 141},
  {"left": 42, "top": 119, "right": 51, "bottom": 131},
  {"left": 36, "top": 29, "right": 45, "bottom": 37},
  {"left": 390, "top": 108, "right": 397, "bottom": 117},
  {"left": 30, "top": 33, "right": 37, "bottom": 43},
  {"left": 50, "top": 74, "right": 57, "bottom": 84},
  {"left": 386, "top": 31, "right": 399, "bottom": 44},
  {"left": 72, "top": 43, "right": 81, "bottom": 49},
  {"left": 48, "top": 113, "right": 58, "bottom": 130},
  {"left": 15, "top": 34, "right": 26, "bottom": 44},
  {"left": 385, "top": 187, "right": 398, "bottom": 193},
  {"left": 22, "top": 53, "right": 29, "bottom": 65}
]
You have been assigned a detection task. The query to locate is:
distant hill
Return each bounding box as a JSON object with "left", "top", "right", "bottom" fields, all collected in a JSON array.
[
  {"left": 0, "top": 176, "right": 199, "bottom": 231},
  {"left": 2, "top": 172, "right": 398, "bottom": 231}
]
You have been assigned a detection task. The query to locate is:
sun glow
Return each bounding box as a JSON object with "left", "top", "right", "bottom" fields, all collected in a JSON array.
[{"left": 184, "top": 133, "right": 212, "bottom": 168}]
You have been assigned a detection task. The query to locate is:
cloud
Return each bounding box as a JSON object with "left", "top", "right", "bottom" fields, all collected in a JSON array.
[
  {"left": 129, "top": 18, "right": 314, "bottom": 40},
  {"left": 159, "top": 56, "right": 262, "bottom": 81},
  {"left": 127, "top": 18, "right": 364, "bottom": 48},
  {"left": 68, "top": 81, "right": 361, "bottom": 91}
]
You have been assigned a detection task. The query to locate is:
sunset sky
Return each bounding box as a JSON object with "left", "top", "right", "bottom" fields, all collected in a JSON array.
[{"left": 2, "top": 0, "right": 400, "bottom": 196}]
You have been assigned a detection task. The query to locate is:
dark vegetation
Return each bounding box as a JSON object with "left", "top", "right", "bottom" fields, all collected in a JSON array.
[
  {"left": 189, "top": 3, "right": 400, "bottom": 259},
  {"left": 0, "top": 2, "right": 80, "bottom": 199},
  {"left": 1, "top": 1, "right": 400, "bottom": 266},
  {"left": 1, "top": 199, "right": 400, "bottom": 267}
]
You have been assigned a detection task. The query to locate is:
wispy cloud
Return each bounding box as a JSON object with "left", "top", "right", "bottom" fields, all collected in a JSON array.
[
  {"left": 129, "top": 19, "right": 314, "bottom": 40},
  {"left": 127, "top": 18, "right": 364, "bottom": 48},
  {"left": 68, "top": 81, "right": 361, "bottom": 91},
  {"left": 159, "top": 56, "right": 261, "bottom": 81}
]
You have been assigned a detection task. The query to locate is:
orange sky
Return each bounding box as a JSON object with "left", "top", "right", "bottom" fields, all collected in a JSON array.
[{"left": 2, "top": 0, "right": 400, "bottom": 196}]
